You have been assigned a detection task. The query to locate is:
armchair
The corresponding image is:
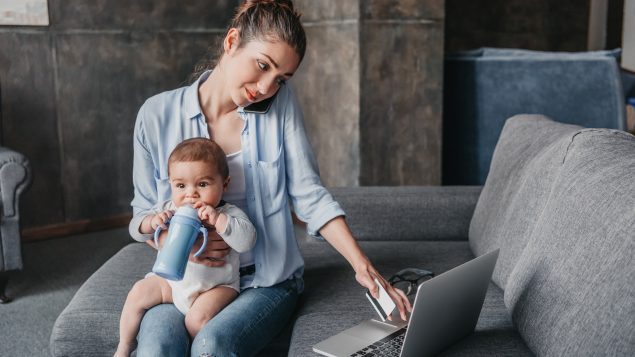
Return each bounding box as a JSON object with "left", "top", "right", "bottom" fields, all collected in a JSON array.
[
  {"left": 0, "top": 146, "right": 31, "bottom": 303},
  {"left": 443, "top": 48, "right": 627, "bottom": 185}
]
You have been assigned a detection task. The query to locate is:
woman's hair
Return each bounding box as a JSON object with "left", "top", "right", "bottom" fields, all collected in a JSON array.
[
  {"left": 189, "top": 0, "right": 306, "bottom": 83},
  {"left": 168, "top": 138, "right": 229, "bottom": 180}
]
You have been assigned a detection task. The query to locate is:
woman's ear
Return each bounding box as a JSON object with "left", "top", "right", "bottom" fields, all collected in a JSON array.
[{"left": 224, "top": 28, "right": 240, "bottom": 55}]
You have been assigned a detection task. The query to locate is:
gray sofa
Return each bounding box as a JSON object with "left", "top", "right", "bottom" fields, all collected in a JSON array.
[{"left": 51, "top": 115, "right": 634, "bottom": 356}]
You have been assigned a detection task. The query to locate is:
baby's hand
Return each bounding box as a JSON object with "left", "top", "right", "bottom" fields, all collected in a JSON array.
[
  {"left": 194, "top": 202, "right": 220, "bottom": 228},
  {"left": 150, "top": 210, "right": 173, "bottom": 230}
]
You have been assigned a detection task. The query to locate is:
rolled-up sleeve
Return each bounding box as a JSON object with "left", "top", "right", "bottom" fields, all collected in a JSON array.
[
  {"left": 129, "top": 104, "right": 157, "bottom": 242},
  {"left": 281, "top": 86, "right": 345, "bottom": 238}
]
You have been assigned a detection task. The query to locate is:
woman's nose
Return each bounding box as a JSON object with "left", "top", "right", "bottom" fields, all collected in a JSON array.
[{"left": 258, "top": 79, "right": 276, "bottom": 96}]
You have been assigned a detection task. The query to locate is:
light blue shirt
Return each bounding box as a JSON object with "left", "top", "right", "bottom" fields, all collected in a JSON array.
[{"left": 129, "top": 71, "right": 345, "bottom": 291}]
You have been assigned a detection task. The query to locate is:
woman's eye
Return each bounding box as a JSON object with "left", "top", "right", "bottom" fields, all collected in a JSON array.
[
  {"left": 257, "top": 60, "right": 268, "bottom": 71},
  {"left": 276, "top": 78, "right": 287, "bottom": 86}
]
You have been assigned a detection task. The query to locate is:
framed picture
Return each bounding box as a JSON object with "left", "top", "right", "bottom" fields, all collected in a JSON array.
[{"left": 0, "top": 0, "right": 49, "bottom": 26}]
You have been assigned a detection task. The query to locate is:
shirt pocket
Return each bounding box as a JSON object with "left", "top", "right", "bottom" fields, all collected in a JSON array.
[{"left": 257, "top": 147, "right": 285, "bottom": 216}]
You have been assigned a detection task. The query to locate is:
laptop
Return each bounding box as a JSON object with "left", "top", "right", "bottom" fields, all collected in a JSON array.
[{"left": 313, "top": 249, "right": 500, "bottom": 357}]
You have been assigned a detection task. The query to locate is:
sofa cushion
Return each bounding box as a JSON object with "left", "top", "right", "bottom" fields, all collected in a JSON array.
[
  {"left": 469, "top": 115, "right": 582, "bottom": 289},
  {"left": 290, "top": 239, "right": 532, "bottom": 356},
  {"left": 504, "top": 129, "right": 635, "bottom": 356},
  {"left": 50, "top": 243, "right": 150, "bottom": 357},
  {"left": 330, "top": 186, "right": 482, "bottom": 241}
]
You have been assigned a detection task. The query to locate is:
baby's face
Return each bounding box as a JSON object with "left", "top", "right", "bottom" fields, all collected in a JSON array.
[{"left": 169, "top": 160, "right": 227, "bottom": 207}]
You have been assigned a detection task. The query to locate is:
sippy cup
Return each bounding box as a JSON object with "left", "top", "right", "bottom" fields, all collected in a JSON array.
[{"left": 152, "top": 205, "right": 208, "bottom": 281}]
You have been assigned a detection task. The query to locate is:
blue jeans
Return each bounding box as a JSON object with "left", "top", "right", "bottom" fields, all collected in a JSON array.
[{"left": 135, "top": 278, "right": 301, "bottom": 357}]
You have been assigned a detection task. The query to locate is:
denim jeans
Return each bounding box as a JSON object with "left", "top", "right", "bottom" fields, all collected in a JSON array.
[{"left": 135, "top": 277, "right": 301, "bottom": 357}]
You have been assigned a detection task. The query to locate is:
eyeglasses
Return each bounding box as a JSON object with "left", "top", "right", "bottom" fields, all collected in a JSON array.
[{"left": 388, "top": 268, "right": 435, "bottom": 296}]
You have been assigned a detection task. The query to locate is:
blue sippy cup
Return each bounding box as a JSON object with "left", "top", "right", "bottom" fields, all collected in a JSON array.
[{"left": 152, "top": 205, "right": 208, "bottom": 281}]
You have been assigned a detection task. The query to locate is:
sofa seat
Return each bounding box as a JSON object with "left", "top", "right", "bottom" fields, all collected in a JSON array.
[
  {"left": 50, "top": 237, "right": 531, "bottom": 357},
  {"left": 291, "top": 239, "right": 532, "bottom": 356}
]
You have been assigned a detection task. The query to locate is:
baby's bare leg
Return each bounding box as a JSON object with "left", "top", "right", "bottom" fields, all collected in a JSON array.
[
  {"left": 184, "top": 286, "right": 238, "bottom": 338},
  {"left": 115, "top": 275, "right": 172, "bottom": 357}
]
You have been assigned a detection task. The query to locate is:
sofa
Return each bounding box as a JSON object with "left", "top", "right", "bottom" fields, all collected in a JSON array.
[{"left": 51, "top": 115, "right": 634, "bottom": 356}]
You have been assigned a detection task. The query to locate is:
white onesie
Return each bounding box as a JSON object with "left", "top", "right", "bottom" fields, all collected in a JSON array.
[{"left": 151, "top": 201, "right": 256, "bottom": 314}]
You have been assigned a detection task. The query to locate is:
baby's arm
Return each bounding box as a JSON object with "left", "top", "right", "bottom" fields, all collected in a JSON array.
[
  {"left": 138, "top": 210, "right": 174, "bottom": 235},
  {"left": 193, "top": 203, "right": 256, "bottom": 253},
  {"left": 215, "top": 205, "right": 256, "bottom": 253}
]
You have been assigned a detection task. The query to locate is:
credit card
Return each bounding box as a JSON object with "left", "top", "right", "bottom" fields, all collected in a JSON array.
[{"left": 365, "top": 278, "right": 396, "bottom": 321}]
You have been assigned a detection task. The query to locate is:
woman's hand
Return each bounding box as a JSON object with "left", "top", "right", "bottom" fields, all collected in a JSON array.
[
  {"left": 318, "top": 216, "right": 412, "bottom": 321},
  {"left": 354, "top": 259, "right": 412, "bottom": 322},
  {"left": 188, "top": 231, "right": 230, "bottom": 267}
]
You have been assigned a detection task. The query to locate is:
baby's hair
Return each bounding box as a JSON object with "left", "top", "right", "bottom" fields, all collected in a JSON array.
[
  {"left": 168, "top": 138, "right": 229, "bottom": 180},
  {"left": 190, "top": 0, "right": 306, "bottom": 83}
]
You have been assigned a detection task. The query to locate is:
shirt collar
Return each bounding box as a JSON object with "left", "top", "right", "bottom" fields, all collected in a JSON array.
[{"left": 183, "top": 70, "right": 212, "bottom": 120}]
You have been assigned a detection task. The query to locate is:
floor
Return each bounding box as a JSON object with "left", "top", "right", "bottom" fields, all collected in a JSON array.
[{"left": 0, "top": 227, "right": 132, "bottom": 357}]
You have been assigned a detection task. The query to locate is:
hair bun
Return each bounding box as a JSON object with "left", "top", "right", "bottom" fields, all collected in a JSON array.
[{"left": 243, "top": 0, "right": 295, "bottom": 11}]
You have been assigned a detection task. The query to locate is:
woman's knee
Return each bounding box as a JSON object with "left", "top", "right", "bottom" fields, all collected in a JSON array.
[
  {"left": 191, "top": 326, "right": 238, "bottom": 357},
  {"left": 136, "top": 304, "right": 189, "bottom": 357}
]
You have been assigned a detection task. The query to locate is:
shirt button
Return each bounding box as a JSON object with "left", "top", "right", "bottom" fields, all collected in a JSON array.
[
  {"left": 251, "top": 196, "right": 256, "bottom": 201},
  {"left": 248, "top": 162, "right": 252, "bottom": 168}
]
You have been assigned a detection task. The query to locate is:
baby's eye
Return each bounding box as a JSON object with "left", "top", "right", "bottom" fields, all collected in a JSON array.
[
  {"left": 176, "top": 183, "right": 185, "bottom": 189},
  {"left": 257, "top": 60, "right": 268, "bottom": 71},
  {"left": 198, "top": 182, "right": 209, "bottom": 187}
]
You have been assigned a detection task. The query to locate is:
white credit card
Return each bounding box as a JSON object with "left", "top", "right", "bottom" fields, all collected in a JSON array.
[{"left": 365, "top": 278, "right": 396, "bottom": 321}]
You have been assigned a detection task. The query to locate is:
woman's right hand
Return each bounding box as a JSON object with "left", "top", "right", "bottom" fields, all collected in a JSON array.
[{"left": 189, "top": 231, "right": 230, "bottom": 267}]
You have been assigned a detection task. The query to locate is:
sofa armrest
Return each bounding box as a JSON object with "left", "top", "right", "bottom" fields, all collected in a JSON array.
[
  {"left": 0, "top": 147, "right": 31, "bottom": 218},
  {"left": 329, "top": 186, "right": 481, "bottom": 241},
  {"left": 0, "top": 146, "right": 31, "bottom": 271}
]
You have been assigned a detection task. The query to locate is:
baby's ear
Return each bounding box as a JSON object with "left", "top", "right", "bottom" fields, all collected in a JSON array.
[{"left": 223, "top": 176, "right": 231, "bottom": 191}]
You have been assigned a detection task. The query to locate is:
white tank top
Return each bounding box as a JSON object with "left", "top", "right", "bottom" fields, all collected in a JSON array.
[{"left": 224, "top": 151, "right": 255, "bottom": 268}]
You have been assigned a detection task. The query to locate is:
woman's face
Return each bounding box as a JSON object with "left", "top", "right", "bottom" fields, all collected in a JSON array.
[{"left": 223, "top": 32, "right": 301, "bottom": 107}]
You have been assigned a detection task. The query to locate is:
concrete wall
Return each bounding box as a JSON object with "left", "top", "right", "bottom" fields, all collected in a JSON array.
[
  {"left": 294, "top": 0, "right": 444, "bottom": 187},
  {"left": 1, "top": 0, "right": 602, "bottom": 232},
  {"left": 1, "top": 0, "right": 237, "bottom": 229},
  {"left": 623, "top": 0, "right": 635, "bottom": 72},
  {"left": 445, "top": 0, "right": 592, "bottom": 52}
]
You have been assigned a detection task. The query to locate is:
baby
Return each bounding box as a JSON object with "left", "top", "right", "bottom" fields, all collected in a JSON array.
[{"left": 115, "top": 138, "right": 256, "bottom": 357}]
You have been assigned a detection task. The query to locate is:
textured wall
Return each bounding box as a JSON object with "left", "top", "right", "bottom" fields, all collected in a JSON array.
[
  {"left": 294, "top": 0, "right": 360, "bottom": 187},
  {"left": 359, "top": 0, "right": 444, "bottom": 185},
  {"left": 1, "top": 0, "right": 599, "bottom": 231},
  {"left": 0, "top": 0, "right": 236, "bottom": 228},
  {"left": 445, "top": 0, "right": 591, "bottom": 52},
  {"left": 295, "top": 0, "right": 444, "bottom": 187}
]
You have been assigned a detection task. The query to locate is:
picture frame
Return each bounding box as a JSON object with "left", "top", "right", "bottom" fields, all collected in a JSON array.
[{"left": 0, "top": 0, "right": 49, "bottom": 26}]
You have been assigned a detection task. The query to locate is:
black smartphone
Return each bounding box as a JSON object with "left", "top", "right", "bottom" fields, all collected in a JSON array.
[{"left": 243, "top": 91, "right": 277, "bottom": 114}]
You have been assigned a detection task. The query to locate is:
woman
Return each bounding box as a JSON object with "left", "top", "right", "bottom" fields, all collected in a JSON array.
[{"left": 129, "top": 0, "right": 411, "bottom": 355}]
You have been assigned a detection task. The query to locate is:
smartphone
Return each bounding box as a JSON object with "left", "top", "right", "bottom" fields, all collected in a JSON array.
[
  {"left": 365, "top": 278, "right": 396, "bottom": 321},
  {"left": 243, "top": 91, "right": 277, "bottom": 114}
]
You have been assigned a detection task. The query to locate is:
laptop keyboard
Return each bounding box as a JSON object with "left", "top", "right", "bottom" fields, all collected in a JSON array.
[{"left": 349, "top": 328, "right": 406, "bottom": 356}]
